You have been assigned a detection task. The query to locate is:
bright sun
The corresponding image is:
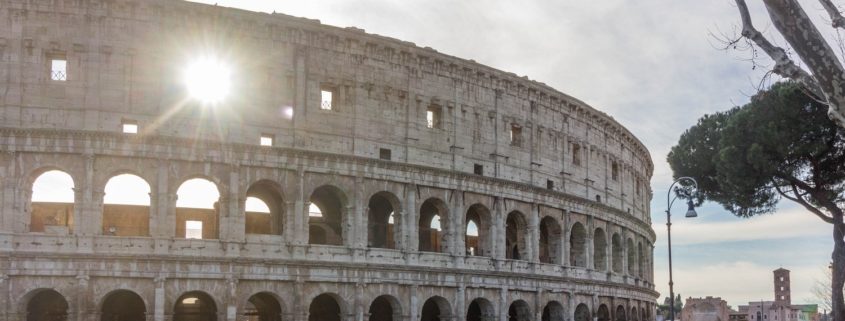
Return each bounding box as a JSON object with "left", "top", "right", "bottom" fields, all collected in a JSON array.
[{"left": 184, "top": 57, "right": 231, "bottom": 104}]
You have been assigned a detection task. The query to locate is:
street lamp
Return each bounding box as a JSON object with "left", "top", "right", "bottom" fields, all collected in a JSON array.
[{"left": 666, "top": 176, "right": 699, "bottom": 321}]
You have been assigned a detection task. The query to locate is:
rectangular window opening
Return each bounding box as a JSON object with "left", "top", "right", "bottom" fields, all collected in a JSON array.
[
  {"left": 260, "top": 134, "right": 274, "bottom": 147},
  {"left": 320, "top": 86, "right": 335, "bottom": 110},
  {"left": 426, "top": 105, "right": 442, "bottom": 129},
  {"left": 611, "top": 161, "right": 619, "bottom": 181},
  {"left": 379, "top": 148, "right": 391, "bottom": 160},
  {"left": 50, "top": 58, "right": 67, "bottom": 81},
  {"left": 510, "top": 124, "right": 522, "bottom": 146},
  {"left": 122, "top": 120, "right": 138, "bottom": 134},
  {"left": 474, "top": 164, "right": 483, "bottom": 176},
  {"left": 572, "top": 143, "right": 581, "bottom": 166},
  {"left": 546, "top": 179, "right": 554, "bottom": 190},
  {"left": 185, "top": 220, "right": 203, "bottom": 239}
]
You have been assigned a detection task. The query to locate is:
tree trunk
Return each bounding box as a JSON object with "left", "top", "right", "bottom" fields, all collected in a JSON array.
[
  {"left": 832, "top": 209, "right": 845, "bottom": 321},
  {"left": 762, "top": 0, "right": 845, "bottom": 127}
]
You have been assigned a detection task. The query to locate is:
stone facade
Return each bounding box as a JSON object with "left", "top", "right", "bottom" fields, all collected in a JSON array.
[
  {"left": 0, "top": 1, "right": 657, "bottom": 321},
  {"left": 681, "top": 297, "right": 730, "bottom": 321}
]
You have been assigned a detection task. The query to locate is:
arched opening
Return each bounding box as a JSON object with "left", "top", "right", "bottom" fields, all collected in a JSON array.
[
  {"left": 101, "top": 290, "right": 146, "bottom": 321},
  {"left": 612, "top": 233, "right": 623, "bottom": 273},
  {"left": 176, "top": 178, "right": 220, "bottom": 239},
  {"left": 308, "top": 185, "right": 347, "bottom": 245},
  {"left": 627, "top": 238, "right": 637, "bottom": 276},
  {"left": 574, "top": 304, "right": 591, "bottom": 321},
  {"left": 641, "top": 308, "right": 647, "bottom": 321},
  {"left": 243, "top": 292, "right": 282, "bottom": 321},
  {"left": 368, "top": 295, "right": 401, "bottom": 321},
  {"left": 631, "top": 307, "right": 639, "bottom": 321},
  {"left": 465, "top": 204, "right": 492, "bottom": 257},
  {"left": 539, "top": 216, "right": 562, "bottom": 264},
  {"left": 637, "top": 242, "right": 644, "bottom": 278},
  {"left": 419, "top": 198, "right": 447, "bottom": 253},
  {"left": 506, "top": 211, "right": 527, "bottom": 260},
  {"left": 368, "top": 192, "right": 399, "bottom": 249},
  {"left": 103, "top": 174, "right": 151, "bottom": 237},
  {"left": 421, "top": 296, "right": 451, "bottom": 321},
  {"left": 174, "top": 291, "right": 217, "bottom": 321},
  {"left": 541, "top": 301, "right": 565, "bottom": 321},
  {"left": 30, "top": 170, "right": 75, "bottom": 234},
  {"left": 593, "top": 228, "right": 607, "bottom": 271},
  {"left": 597, "top": 304, "right": 610, "bottom": 321},
  {"left": 467, "top": 298, "right": 495, "bottom": 321},
  {"left": 309, "top": 294, "right": 342, "bottom": 321},
  {"left": 569, "top": 222, "right": 587, "bottom": 267},
  {"left": 27, "top": 289, "right": 68, "bottom": 321},
  {"left": 245, "top": 180, "right": 285, "bottom": 236},
  {"left": 615, "top": 305, "right": 626, "bottom": 321},
  {"left": 508, "top": 300, "right": 531, "bottom": 321}
]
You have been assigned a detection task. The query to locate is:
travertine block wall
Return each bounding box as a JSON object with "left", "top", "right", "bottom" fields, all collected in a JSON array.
[{"left": 0, "top": 1, "right": 658, "bottom": 321}]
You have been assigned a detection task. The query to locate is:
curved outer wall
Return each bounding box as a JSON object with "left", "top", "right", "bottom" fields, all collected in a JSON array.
[{"left": 0, "top": 1, "right": 657, "bottom": 321}]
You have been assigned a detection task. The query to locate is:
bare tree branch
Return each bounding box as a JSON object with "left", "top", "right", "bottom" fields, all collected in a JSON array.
[
  {"left": 734, "top": 0, "right": 824, "bottom": 99},
  {"left": 820, "top": 0, "right": 845, "bottom": 29},
  {"left": 773, "top": 178, "right": 835, "bottom": 224}
]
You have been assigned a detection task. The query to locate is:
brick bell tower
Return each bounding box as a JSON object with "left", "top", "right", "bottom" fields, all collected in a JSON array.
[{"left": 774, "top": 268, "right": 791, "bottom": 305}]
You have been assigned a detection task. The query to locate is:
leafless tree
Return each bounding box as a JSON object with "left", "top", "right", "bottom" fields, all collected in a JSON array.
[{"left": 728, "top": 1, "right": 845, "bottom": 319}]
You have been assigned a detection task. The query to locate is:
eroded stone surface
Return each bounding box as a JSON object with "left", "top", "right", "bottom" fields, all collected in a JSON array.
[{"left": 0, "top": 1, "right": 657, "bottom": 321}]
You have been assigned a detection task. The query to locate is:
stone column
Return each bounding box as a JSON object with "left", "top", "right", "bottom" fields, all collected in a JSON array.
[
  {"left": 352, "top": 176, "right": 365, "bottom": 249},
  {"left": 586, "top": 216, "right": 594, "bottom": 270},
  {"left": 289, "top": 168, "right": 307, "bottom": 249},
  {"left": 355, "top": 283, "right": 364, "bottom": 321},
  {"left": 451, "top": 189, "right": 465, "bottom": 257},
  {"left": 404, "top": 184, "right": 418, "bottom": 254},
  {"left": 409, "top": 284, "right": 419, "bottom": 321},
  {"left": 0, "top": 152, "right": 18, "bottom": 233},
  {"left": 0, "top": 274, "right": 8, "bottom": 321},
  {"left": 493, "top": 197, "right": 505, "bottom": 260},
  {"left": 456, "top": 286, "right": 466, "bottom": 321},
  {"left": 498, "top": 287, "right": 508, "bottom": 321},
  {"left": 154, "top": 276, "right": 166, "bottom": 321},
  {"left": 529, "top": 204, "right": 540, "bottom": 263},
  {"left": 562, "top": 210, "right": 570, "bottom": 267},
  {"left": 224, "top": 167, "right": 244, "bottom": 243},
  {"left": 226, "top": 277, "right": 238, "bottom": 321},
  {"left": 152, "top": 159, "right": 170, "bottom": 238},
  {"left": 292, "top": 46, "right": 308, "bottom": 148}
]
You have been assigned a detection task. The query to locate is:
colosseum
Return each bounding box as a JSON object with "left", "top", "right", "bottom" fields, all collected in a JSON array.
[{"left": 0, "top": 1, "right": 657, "bottom": 321}]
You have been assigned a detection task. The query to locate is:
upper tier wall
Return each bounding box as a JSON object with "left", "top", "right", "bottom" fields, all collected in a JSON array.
[{"left": 0, "top": 0, "right": 654, "bottom": 223}]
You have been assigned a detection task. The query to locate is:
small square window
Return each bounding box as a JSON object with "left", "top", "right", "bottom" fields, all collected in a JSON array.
[
  {"left": 379, "top": 148, "right": 391, "bottom": 160},
  {"left": 122, "top": 120, "right": 138, "bottom": 134},
  {"left": 595, "top": 195, "right": 602, "bottom": 203},
  {"left": 260, "top": 134, "right": 274, "bottom": 146},
  {"left": 320, "top": 85, "right": 336, "bottom": 110},
  {"left": 427, "top": 105, "right": 442, "bottom": 129},
  {"left": 474, "top": 164, "right": 483, "bottom": 175},
  {"left": 546, "top": 179, "right": 554, "bottom": 190},
  {"left": 185, "top": 220, "right": 203, "bottom": 239},
  {"left": 51, "top": 58, "right": 67, "bottom": 81}
]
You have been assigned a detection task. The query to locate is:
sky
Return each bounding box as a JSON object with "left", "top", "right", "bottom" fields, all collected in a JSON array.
[{"left": 31, "top": 0, "right": 838, "bottom": 309}]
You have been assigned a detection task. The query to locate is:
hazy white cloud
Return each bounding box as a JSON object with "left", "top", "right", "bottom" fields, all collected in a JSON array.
[{"left": 653, "top": 207, "right": 830, "bottom": 246}]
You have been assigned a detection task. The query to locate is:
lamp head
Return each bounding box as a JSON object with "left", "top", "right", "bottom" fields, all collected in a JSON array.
[{"left": 685, "top": 199, "right": 698, "bottom": 218}]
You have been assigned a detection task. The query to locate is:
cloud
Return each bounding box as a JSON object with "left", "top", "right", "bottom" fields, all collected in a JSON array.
[{"left": 652, "top": 206, "right": 830, "bottom": 246}]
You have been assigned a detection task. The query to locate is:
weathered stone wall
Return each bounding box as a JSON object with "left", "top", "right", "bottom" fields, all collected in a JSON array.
[{"left": 0, "top": 1, "right": 658, "bottom": 321}]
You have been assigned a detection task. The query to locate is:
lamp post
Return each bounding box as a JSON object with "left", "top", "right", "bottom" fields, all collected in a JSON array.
[{"left": 666, "top": 176, "right": 699, "bottom": 321}]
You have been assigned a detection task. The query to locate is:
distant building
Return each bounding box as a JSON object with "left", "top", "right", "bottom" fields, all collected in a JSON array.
[
  {"left": 681, "top": 296, "right": 730, "bottom": 321},
  {"left": 737, "top": 269, "right": 820, "bottom": 321}
]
